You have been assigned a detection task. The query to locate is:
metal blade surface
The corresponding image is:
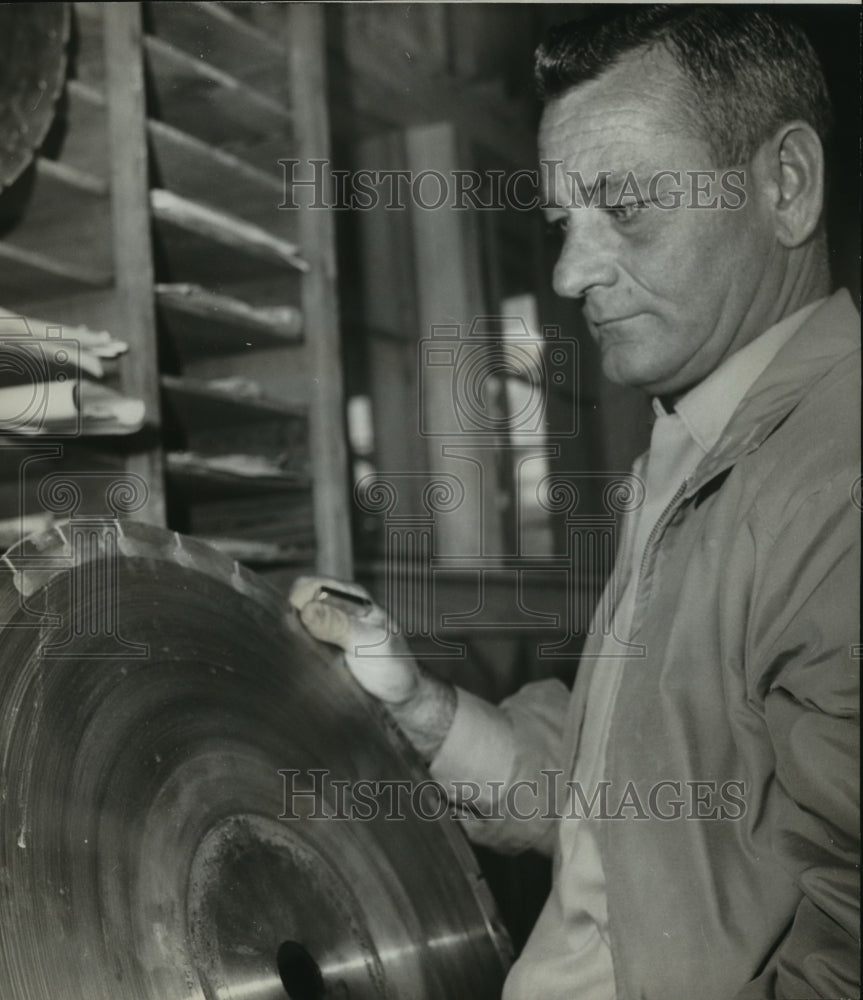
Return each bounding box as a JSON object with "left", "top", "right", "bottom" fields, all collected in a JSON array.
[{"left": 0, "top": 521, "right": 510, "bottom": 999}]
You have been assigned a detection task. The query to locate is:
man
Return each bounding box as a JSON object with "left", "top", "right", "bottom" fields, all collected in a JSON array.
[{"left": 291, "top": 8, "right": 860, "bottom": 999}]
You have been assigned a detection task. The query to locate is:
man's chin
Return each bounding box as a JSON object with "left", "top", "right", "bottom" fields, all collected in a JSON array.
[
  {"left": 600, "top": 352, "right": 657, "bottom": 393},
  {"left": 600, "top": 346, "right": 692, "bottom": 398}
]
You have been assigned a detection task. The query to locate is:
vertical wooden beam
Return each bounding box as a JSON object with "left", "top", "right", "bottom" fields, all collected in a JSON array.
[
  {"left": 353, "top": 130, "right": 423, "bottom": 518},
  {"left": 405, "top": 122, "right": 503, "bottom": 556},
  {"left": 103, "top": 3, "right": 165, "bottom": 525},
  {"left": 287, "top": 4, "right": 353, "bottom": 578}
]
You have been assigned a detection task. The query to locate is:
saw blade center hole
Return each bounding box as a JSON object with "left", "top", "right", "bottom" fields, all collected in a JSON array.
[{"left": 277, "top": 940, "right": 324, "bottom": 1000}]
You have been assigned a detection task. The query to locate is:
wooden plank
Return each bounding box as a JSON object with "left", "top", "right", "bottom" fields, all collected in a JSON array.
[
  {"left": 147, "top": 120, "right": 295, "bottom": 240},
  {"left": 350, "top": 131, "right": 419, "bottom": 341},
  {"left": 143, "top": 35, "right": 292, "bottom": 156},
  {"left": 103, "top": 3, "right": 165, "bottom": 525},
  {"left": 405, "top": 121, "right": 503, "bottom": 557},
  {"left": 183, "top": 342, "right": 312, "bottom": 413},
  {"left": 0, "top": 158, "right": 113, "bottom": 277},
  {"left": 150, "top": 188, "right": 304, "bottom": 270},
  {"left": 54, "top": 82, "right": 109, "bottom": 181},
  {"left": 191, "top": 535, "right": 314, "bottom": 567},
  {"left": 150, "top": 202, "right": 306, "bottom": 291},
  {"left": 72, "top": 3, "right": 106, "bottom": 89},
  {"left": 156, "top": 283, "right": 302, "bottom": 360},
  {"left": 160, "top": 374, "right": 306, "bottom": 427},
  {"left": 287, "top": 4, "right": 353, "bottom": 577},
  {"left": 166, "top": 463, "right": 310, "bottom": 500},
  {"left": 0, "top": 242, "right": 112, "bottom": 305},
  {"left": 10, "top": 287, "right": 120, "bottom": 334},
  {"left": 187, "top": 490, "right": 315, "bottom": 538},
  {"left": 144, "top": 1, "right": 287, "bottom": 99},
  {"left": 36, "top": 157, "right": 108, "bottom": 197}
]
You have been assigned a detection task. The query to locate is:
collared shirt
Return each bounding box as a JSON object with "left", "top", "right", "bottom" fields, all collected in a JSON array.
[{"left": 431, "top": 299, "right": 825, "bottom": 999}]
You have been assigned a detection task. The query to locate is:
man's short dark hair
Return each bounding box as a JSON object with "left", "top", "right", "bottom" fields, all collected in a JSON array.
[{"left": 534, "top": 6, "right": 833, "bottom": 166}]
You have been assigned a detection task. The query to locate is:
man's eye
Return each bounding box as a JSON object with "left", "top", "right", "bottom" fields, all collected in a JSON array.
[{"left": 608, "top": 201, "right": 648, "bottom": 223}]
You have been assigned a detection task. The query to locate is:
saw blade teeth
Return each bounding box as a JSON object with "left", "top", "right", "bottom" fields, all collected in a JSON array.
[
  {"left": 2, "top": 524, "right": 72, "bottom": 597},
  {"left": 0, "top": 515, "right": 512, "bottom": 999},
  {"left": 171, "top": 531, "right": 197, "bottom": 569},
  {"left": 230, "top": 560, "right": 257, "bottom": 600}
]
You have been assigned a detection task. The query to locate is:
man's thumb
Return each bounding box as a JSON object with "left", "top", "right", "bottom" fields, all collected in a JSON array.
[{"left": 298, "top": 599, "right": 353, "bottom": 649}]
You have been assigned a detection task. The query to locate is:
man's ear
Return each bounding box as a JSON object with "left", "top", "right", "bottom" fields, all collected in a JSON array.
[{"left": 755, "top": 120, "right": 825, "bottom": 248}]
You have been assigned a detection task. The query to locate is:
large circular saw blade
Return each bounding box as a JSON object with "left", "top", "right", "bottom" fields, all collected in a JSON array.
[{"left": 0, "top": 521, "right": 510, "bottom": 999}]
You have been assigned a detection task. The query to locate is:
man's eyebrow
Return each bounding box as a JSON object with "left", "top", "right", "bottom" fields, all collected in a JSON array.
[
  {"left": 601, "top": 166, "right": 658, "bottom": 192},
  {"left": 541, "top": 160, "right": 669, "bottom": 212}
]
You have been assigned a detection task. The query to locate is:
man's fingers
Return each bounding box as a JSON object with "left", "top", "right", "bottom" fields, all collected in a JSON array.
[
  {"left": 288, "top": 575, "right": 372, "bottom": 612},
  {"left": 298, "top": 599, "right": 354, "bottom": 648}
]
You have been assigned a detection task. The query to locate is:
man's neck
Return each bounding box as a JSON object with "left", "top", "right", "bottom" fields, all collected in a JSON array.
[{"left": 758, "top": 241, "right": 831, "bottom": 333}]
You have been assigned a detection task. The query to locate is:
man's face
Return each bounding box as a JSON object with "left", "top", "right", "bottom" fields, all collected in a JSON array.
[{"left": 539, "top": 46, "right": 776, "bottom": 398}]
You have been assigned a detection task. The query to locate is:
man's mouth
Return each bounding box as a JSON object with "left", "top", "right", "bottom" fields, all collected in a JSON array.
[{"left": 587, "top": 311, "right": 641, "bottom": 328}]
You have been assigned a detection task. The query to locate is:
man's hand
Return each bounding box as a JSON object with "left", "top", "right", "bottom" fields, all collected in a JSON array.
[
  {"left": 288, "top": 575, "right": 456, "bottom": 762},
  {"left": 288, "top": 575, "right": 420, "bottom": 704}
]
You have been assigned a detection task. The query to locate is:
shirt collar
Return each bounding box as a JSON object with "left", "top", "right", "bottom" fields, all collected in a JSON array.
[{"left": 657, "top": 298, "right": 827, "bottom": 455}]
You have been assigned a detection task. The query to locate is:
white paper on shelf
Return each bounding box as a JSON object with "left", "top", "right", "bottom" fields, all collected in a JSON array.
[
  {"left": 155, "top": 283, "right": 303, "bottom": 336},
  {"left": 203, "top": 376, "right": 264, "bottom": 400},
  {"left": 9, "top": 339, "right": 104, "bottom": 378},
  {"left": 0, "top": 380, "right": 145, "bottom": 435},
  {"left": 1, "top": 379, "right": 77, "bottom": 432},
  {"left": 0, "top": 309, "right": 129, "bottom": 357},
  {"left": 78, "top": 381, "right": 146, "bottom": 431},
  {"left": 166, "top": 451, "right": 289, "bottom": 479}
]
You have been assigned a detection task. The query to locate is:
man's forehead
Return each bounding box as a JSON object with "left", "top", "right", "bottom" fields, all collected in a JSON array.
[{"left": 537, "top": 44, "right": 697, "bottom": 163}]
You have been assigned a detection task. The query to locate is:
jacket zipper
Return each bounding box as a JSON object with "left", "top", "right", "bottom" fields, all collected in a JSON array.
[{"left": 634, "top": 477, "right": 690, "bottom": 606}]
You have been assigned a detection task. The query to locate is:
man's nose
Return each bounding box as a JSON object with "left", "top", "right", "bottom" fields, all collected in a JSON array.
[{"left": 552, "top": 221, "right": 616, "bottom": 299}]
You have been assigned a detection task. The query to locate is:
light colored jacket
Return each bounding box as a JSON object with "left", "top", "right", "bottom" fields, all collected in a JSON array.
[{"left": 461, "top": 290, "right": 860, "bottom": 999}]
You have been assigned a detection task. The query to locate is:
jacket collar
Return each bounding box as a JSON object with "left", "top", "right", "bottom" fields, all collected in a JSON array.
[{"left": 683, "top": 288, "right": 860, "bottom": 499}]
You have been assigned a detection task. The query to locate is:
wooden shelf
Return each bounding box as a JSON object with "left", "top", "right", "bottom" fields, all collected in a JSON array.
[
  {"left": 36, "top": 157, "right": 109, "bottom": 198},
  {"left": 50, "top": 82, "right": 109, "bottom": 182},
  {"left": 71, "top": 2, "right": 107, "bottom": 89},
  {"left": 156, "top": 283, "right": 302, "bottom": 358},
  {"left": 150, "top": 188, "right": 307, "bottom": 287},
  {"left": 0, "top": 242, "right": 112, "bottom": 304},
  {"left": 160, "top": 374, "right": 306, "bottom": 428},
  {"left": 143, "top": 34, "right": 292, "bottom": 154},
  {"left": 166, "top": 461, "right": 310, "bottom": 499},
  {"left": 144, "top": 1, "right": 287, "bottom": 99},
  {"left": 147, "top": 119, "right": 296, "bottom": 240},
  {"left": 1, "top": 4, "right": 350, "bottom": 579},
  {"left": 195, "top": 535, "right": 315, "bottom": 567},
  {"left": 0, "top": 154, "right": 113, "bottom": 302}
]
